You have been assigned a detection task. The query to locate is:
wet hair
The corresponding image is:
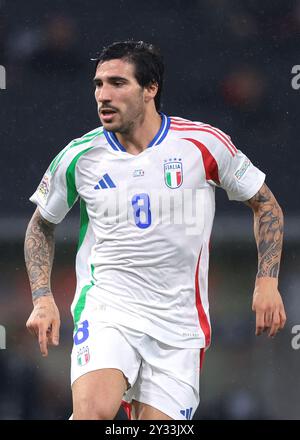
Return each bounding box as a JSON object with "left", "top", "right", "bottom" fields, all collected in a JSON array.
[{"left": 93, "top": 40, "right": 164, "bottom": 111}]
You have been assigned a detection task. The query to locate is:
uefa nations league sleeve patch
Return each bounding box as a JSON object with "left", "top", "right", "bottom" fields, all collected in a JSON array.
[{"left": 37, "top": 174, "right": 51, "bottom": 202}]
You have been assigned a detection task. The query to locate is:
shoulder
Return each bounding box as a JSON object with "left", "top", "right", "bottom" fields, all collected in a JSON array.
[
  {"left": 169, "top": 116, "right": 237, "bottom": 156},
  {"left": 69, "top": 125, "right": 104, "bottom": 151},
  {"left": 49, "top": 126, "right": 105, "bottom": 175},
  {"left": 74, "top": 126, "right": 104, "bottom": 142}
]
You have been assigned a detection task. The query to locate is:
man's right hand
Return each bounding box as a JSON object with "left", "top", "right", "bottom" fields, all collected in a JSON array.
[{"left": 26, "top": 295, "right": 61, "bottom": 357}]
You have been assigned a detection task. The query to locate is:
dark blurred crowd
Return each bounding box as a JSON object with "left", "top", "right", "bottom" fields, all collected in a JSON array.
[{"left": 0, "top": 0, "right": 299, "bottom": 215}]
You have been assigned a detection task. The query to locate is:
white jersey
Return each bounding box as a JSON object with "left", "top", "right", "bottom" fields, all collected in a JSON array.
[{"left": 30, "top": 114, "right": 265, "bottom": 349}]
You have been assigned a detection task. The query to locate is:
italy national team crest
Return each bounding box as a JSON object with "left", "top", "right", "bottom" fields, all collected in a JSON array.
[
  {"left": 77, "top": 346, "right": 90, "bottom": 366},
  {"left": 164, "top": 158, "right": 183, "bottom": 189}
]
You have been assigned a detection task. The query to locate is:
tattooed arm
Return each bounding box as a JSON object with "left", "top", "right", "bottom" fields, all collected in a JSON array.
[
  {"left": 245, "top": 183, "right": 286, "bottom": 337},
  {"left": 24, "top": 208, "right": 60, "bottom": 356}
]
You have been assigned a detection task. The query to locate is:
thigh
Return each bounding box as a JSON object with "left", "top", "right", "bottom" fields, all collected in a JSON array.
[
  {"left": 71, "top": 322, "right": 141, "bottom": 388},
  {"left": 72, "top": 368, "right": 127, "bottom": 419},
  {"left": 71, "top": 323, "right": 142, "bottom": 419},
  {"left": 71, "top": 324, "right": 141, "bottom": 420},
  {"left": 132, "top": 340, "right": 201, "bottom": 420},
  {"left": 132, "top": 401, "right": 173, "bottom": 420}
]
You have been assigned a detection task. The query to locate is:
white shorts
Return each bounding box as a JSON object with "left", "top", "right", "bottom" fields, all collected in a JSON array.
[{"left": 71, "top": 320, "right": 202, "bottom": 420}]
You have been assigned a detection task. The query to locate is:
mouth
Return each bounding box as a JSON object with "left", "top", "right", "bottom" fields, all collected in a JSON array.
[{"left": 99, "top": 108, "right": 117, "bottom": 122}]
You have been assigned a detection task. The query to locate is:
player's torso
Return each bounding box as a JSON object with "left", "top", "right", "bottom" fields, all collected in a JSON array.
[{"left": 71, "top": 119, "right": 216, "bottom": 347}]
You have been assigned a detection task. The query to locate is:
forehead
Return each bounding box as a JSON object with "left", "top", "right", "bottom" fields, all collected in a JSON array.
[{"left": 95, "top": 59, "right": 136, "bottom": 80}]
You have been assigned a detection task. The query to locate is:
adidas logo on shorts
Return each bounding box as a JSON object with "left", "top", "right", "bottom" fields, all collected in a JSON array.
[{"left": 180, "top": 407, "right": 193, "bottom": 420}]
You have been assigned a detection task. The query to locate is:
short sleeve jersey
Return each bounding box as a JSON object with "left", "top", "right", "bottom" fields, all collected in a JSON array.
[{"left": 30, "top": 114, "right": 265, "bottom": 349}]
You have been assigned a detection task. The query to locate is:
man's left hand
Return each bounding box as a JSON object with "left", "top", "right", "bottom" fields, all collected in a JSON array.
[{"left": 252, "top": 277, "right": 286, "bottom": 337}]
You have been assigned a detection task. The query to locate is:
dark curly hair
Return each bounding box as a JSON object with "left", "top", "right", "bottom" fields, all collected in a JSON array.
[{"left": 93, "top": 40, "right": 164, "bottom": 111}]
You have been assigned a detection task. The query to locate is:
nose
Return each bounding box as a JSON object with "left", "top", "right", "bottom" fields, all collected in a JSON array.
[{"left": 96, "top": 83, "right": 112, "bottom": 103}]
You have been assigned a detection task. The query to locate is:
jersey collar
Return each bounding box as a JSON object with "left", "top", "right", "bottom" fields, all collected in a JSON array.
[{"left": 103, "top": 112, "right": 170, "bottom": 152}]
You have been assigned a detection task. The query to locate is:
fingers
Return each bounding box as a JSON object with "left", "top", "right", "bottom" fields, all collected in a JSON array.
[
  {"left": 267, "top": 305, "right": 287, "bottom": 337},
  {"left": 26, "top": 318, "right": 37, "bottom": 337},
  {"left": 26, "top": 299, "right": 60, "bottom": 356},
  {"left": 255, "top": 308, "right": 287, "bottom": 337},
  {"left": 268, "top": 310, "right": 280, "bottom": 337},
  {"left": 27, "top": 321, "right": 53, "bottom": 356},
  {"left": 48, "top": 319, "right": 60, "bottom": 346},
  {"left": 279, "top": 307, "right": 287, "bottom": 330},
  {"left": 38, "top": 324, "right": 49, "bottom": 357},
  {"left": 264, "top": 311, "right": 272, "bottom": 328},
  {"left": 26, "top": 316, "right": 47, "bottom": 355},
  {"left": 255, "top": 310, "right": 265, "bottom": 336}
]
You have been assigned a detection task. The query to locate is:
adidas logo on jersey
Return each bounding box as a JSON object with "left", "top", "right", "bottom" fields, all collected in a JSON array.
[
  {"left": 94, "top": 173, "right": 116, "bottom": 189},
  {"left": 180, "top": 407, "right": 193, "bottom": 420}
]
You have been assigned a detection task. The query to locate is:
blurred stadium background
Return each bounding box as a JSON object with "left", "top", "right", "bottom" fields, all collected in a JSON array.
[{"left": 0, "top": 0, "right": 300, "bottom": 419}]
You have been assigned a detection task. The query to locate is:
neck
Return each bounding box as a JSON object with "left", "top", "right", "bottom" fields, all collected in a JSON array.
[{"left": 116, "top": 109, "right": 162, "bottom": 155}]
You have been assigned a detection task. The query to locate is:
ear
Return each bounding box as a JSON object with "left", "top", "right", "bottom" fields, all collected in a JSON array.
[{"left": 144, "top": 82, "right": 158, "bottom": 103}]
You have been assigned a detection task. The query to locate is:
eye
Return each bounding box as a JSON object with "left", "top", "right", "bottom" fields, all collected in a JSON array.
[{"left": 112, "top": 78, "right": 127, "bottom": 87}]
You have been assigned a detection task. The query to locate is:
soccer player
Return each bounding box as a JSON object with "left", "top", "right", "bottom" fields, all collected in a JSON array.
[{"left": 25, "top": 41, "right": 286, "bottom": 420}]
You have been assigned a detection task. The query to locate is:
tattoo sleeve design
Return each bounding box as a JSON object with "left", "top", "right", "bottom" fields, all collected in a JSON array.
[
  {"left": 247, "top": 184, "right": 283, "bottom": 278},
  {"left": 24, "top": 209, "right": 55, "bottom": 300},
  {"left": 32, "top": 287, "right": 52, "bottom": 301}
]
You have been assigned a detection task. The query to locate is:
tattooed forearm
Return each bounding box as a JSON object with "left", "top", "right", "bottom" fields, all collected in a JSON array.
[
  {"left": 246, "top": 184, "right": 283, "bottom": 278},
  {"left": 24, "top": 208, "right": 56, "bottom": 300},
  {"left": 32, "top": 287, "right": 52, "bottom": 301}
]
